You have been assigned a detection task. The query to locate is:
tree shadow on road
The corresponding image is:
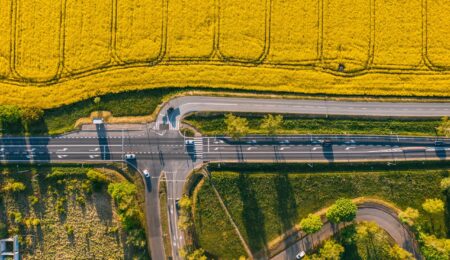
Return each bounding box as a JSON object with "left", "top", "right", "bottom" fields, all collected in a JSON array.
[{"left": 237, "top": 173, "right": 267, "bottom": 253}]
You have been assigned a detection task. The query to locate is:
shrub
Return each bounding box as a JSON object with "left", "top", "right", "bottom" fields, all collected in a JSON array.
[
  {"left": 56, "top": 197, "right": 67, "bottom": 215},
  {"left": 87, "top": 169, "right": 109, "bottom": 190},
  {"left": 299, "top": 214, "right": 323, "bottom": 234},
  {"left": 65, "top": 224, "right": 74, "bottom": 236},
  {"left": 107, "top": 182, "right": 142, "bottom": 230},
  {"left": 2, "top": 181, "right": 26, "bottom": 193},
  {"left": 75, "top": 195, "right": 86, "bottom": 206},
  {"left": 28, "top": 195, "right": 39, "bottom": 206},
  {"left": 10, "top": 212, "right": 23, "bottom": 224},
  {"left": 326, "top": 198, "right": 357, "bottom": 224}
]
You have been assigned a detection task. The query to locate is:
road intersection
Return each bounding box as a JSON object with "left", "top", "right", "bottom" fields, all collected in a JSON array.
[{"left": 1, "top": 96, "right": 449, "bottom": 259}]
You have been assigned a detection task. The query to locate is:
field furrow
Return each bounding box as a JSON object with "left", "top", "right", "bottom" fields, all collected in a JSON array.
[
  {"left": 64, "top": 0, "right": 112, "bottom": 72},
  {"left": 426, "top": 0, "right": 450, "bottom": 68},
  {"left": 372, "top": 0, "right": 422, "bottom": 68},
  {"left": 267, "top": 0, "right": 318, "bottom": 63},
  {"left": 116, "top": 0, "right": 163, "bottom": 62},
  {"left": 167, "top": 0, "right": 214, "bottom": 59},
  {"left": 323, "top": 0, "right": 371, "bottom": 71},
  {"left": 0, "top": 0, "right": 11, "bottom": 77},
  {"left": 219, "top": 0, "right": 266, "bottom": 61},
  {"left": 15, "top": 0, "right": 60, "bottom": 80}
]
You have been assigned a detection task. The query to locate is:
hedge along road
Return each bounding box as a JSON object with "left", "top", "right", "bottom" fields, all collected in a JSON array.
[
  {"left": 155, "top": 95, "right": 450, "bottom": 130},
  {"left": 269, "top": 202, "right": 421, "bottom": 260}
]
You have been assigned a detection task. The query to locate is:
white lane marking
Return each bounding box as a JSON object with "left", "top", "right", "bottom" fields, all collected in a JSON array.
[
  {"left": 279, "top": 147, "right": 290, "bottom": 151},
  {"left": 89, "top": 148, "right": 100, "bottom": 152},
  {"left": 345, "top": 147, "right": 355, "bottom": 151},
  {"left": 312, "top": 147, "right": 321, "bottom": 151},
  {"left": 89, "top": 155, "right": 100, "bottom": 159},
  {"left": 214, "top": 147, "right": 220, "bottom": 151},
  {"left": 56, "top": 148, "right": 68, "bottom": 152},
  {"left": 57, "top": 155, "right": 68, "bottom": 158}
]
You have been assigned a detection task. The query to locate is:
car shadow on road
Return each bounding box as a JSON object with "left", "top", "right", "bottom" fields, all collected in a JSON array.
[
  {"left": 323, "top": 145, "right": 334, "bottom": 162},
  {"left": 96, "top": 124, "right": 110, "bottom": 160}
]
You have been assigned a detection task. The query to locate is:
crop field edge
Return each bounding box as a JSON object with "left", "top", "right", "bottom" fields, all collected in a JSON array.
[{"left": 1, "top": 65, "right": 450, "bottom": 109}]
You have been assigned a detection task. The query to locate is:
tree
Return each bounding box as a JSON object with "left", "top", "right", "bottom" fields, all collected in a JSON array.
[
  {"left": 261, "top": 114, "right": 283, "bottom": 135},
  {"left": 326, "top": 198, "right": 357, "bottom": 224},
  {"left": 398, "top": 207, "right": 420, "bottom": 226},
  {"left": 355, "top": 221, "right": 391, "bottom": 259},
  {"left": 436, "top": 116, "right": 450, "bottom": 137},
  {"left": 300, "top": 214, "right": 323, "bottom": 234},
  {"left": 20, "top": 106, "right": 43, "bottom": 125},
  {"left": 0, "top": 105, "right": 22, "bottom": 133},
  {"left": 389, "top": 244, "right": 414, "bottom": 260},
  {"left": 440, "top": 177, "right": 450, "bottom": 193},
  {"left": 420, "top": 233, "right": 450, "bottom": 260},
  {"left": 319, "top": 240, "right": 344, "bottom": 259},
  {"left": 422, "top": 198, "right": 444, "bottom": 233},
  {"left": 224, "top": 113, "right": 249, "bottom": 140}
]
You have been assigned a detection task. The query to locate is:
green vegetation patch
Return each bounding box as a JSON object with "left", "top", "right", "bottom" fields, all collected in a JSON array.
[
  {"left": 184, "top": 113, "right": 440, "bottom": 136},
  {"left": 192, "top": 179, "right": 248, "bottom": 259},
  {"left": 0, "top": 165, "right": 149, "bottom": 259},
  {"left": 194, "top": 165, "right": 448, "bottom": 253}
]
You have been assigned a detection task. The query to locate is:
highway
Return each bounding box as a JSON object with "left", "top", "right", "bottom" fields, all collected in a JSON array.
[{"left": 1, "top": 95, "right": 449, "bottom": 260}]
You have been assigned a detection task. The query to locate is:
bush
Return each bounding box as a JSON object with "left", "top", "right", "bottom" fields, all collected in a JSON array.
[
  {"left": 2, "top": 181, "right": 26, "bottom": 193},
  {"left": 87, "top": 169, "right": 110, "bottom": 190},
  {"left": 65, "top": 224, "right": 74, "bottom": 236},
  {"left": 108, "top": 182, "right": 142, "bottom": 231},
  {"left": 326, "top": 198, "right": 357, "bottom": 224},
  {"left": 56, "top": 197, "right": 67, "bottom": 215},
  {"left": 28, "top": 195, "right": 39, "bottom": 206}
]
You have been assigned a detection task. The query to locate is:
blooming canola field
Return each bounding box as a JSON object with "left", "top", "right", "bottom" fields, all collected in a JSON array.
[{"left": 0, "top": 0, "right": 450, "bottom": 107}]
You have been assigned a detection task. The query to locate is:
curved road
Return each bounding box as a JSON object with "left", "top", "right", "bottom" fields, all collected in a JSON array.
[
  {"left": 271, "top": 202, "right": 420, "bottom": 260},
  {"left": 156, "top": 96, "right": 450, "bottom": 130}
]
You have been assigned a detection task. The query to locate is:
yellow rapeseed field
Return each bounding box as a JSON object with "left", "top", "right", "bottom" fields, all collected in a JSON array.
[
  {"left": 426, "top": 0, "right": 450, "bottom": 68},
  {"left": 267, "top": 0, "right": 318, "bottom": 63},
  {"left": 219, "top": 0, "right": 266, "bottom": 61},
  {"left": 64, "top": 0, "right": 112, "bottom": 72},
  {"left": 15, "top": 0, "right": 61, "bottom": 80},
  {"left": 372, "top": 0, "right": 423, "bottom": 68},
  {"left": 0, "top": 0, "right": 11, "bottom": 78},
  {"left": 167, "top": 0, "right": 214, "bottom": 59},
  {"left": 322, "top": 0, "right": 371, "bottom": 71},
  {"left": 1, "top": 0, "right": 450, "bottom": 108},
  {"left": 116, "top": 0, "right": 163, "bottom": 62}
]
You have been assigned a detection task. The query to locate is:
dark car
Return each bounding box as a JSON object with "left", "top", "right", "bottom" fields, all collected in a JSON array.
[
  {"left": 322, "top": 139, "right": 332, "bottom": 147},
  {"left": 435, "top": 141, "right": 445, "bottom": 147}
]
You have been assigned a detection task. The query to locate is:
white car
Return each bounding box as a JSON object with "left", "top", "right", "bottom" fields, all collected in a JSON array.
[
  {"left": 143, "top": 169, "right": 150, "bottom": 178},
  {"left": 296, "top": 251, "right": 306, "bottom": 259},
  {"left": 125, "top": 153, "right": 136, "bottom": 160}
]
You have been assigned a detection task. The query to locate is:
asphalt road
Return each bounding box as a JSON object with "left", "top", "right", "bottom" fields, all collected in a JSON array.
[
  {"left": 1, "top": 95, "right": 449, "bottom": 260},
  {"left": 271, "top": 202, "right": 421, "bottom": 260},
  {"left": 156, "top": 96, "right": 450, "bottom": 130}
]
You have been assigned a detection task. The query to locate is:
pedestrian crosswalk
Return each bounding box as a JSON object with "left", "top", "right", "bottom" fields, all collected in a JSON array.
[{"left": 193, "top": 137, "right": 203, "bottom": 159}]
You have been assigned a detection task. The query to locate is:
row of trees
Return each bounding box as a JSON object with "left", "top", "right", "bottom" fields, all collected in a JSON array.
[
  {"left": 225, "top": 113, "right": 283, "bottom": 139},
  {"left": 0, "top": 105, "right": 43, "bottom": 132}
]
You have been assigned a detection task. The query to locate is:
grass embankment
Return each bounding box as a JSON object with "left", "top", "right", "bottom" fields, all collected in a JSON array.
[
  {"left": 192, "top": 178, "right": 248, "bottom": 259},
  {"left": 28, "top": 88, "right": 174, "bottom": 135},
  {"left": 0, "top": 165, "right": 149, "bottom": 259},
  {"left": 159, "top": 180, "right": 173, "bottom": 258},
  {"left": 184, "top": 113, "right": 441, "bottom": 136},
  {"left": 192, "top": 162, "right": 449, "bottom": 255}
]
